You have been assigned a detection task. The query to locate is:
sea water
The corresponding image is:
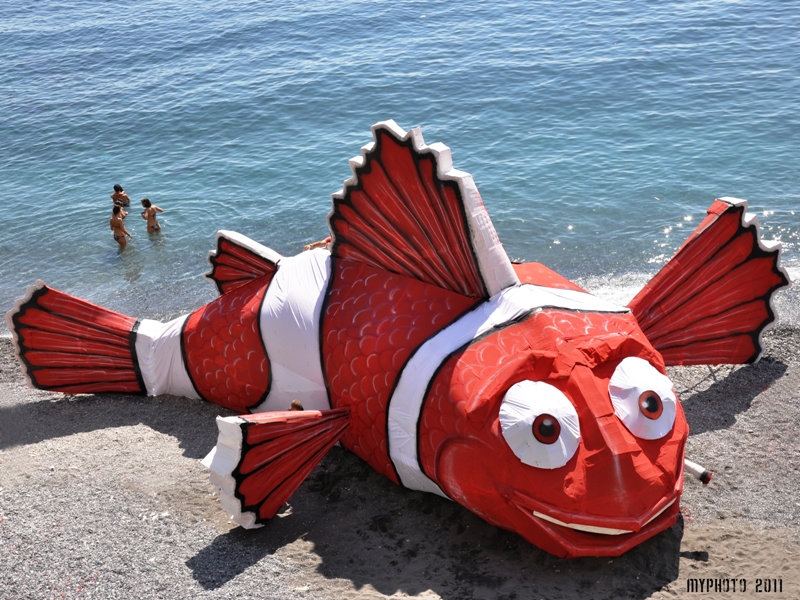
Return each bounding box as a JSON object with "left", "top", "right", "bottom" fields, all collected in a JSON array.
[{"left": 1, "top": 0, "right": 798, "bottom": 335}]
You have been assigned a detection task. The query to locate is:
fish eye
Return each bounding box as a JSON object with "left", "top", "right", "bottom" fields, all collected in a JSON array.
[
  {"left": 532, "top": 414, "right": 561, "bottom": 444},
  {"left": 609, "top": 358, "right": 676, "bottom": 439},
  {"left": 638, "top": 391, "right": 663, "bottom": 420},
  {"left": 499, "top": 380, "right": 580, "bottom": 469}
]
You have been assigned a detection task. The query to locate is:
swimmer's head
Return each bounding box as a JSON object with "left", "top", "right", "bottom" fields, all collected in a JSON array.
[
  {"left": 112, "top": 205, "right": 122, "bottom": 215},
  {"left": 141, "top": 198, "right": 151, "bottom": 208},
  {"left": 114, "top": 184, "right": 123, "bottom": 193}
]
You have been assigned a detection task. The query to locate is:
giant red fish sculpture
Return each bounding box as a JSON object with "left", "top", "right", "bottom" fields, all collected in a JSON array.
[{"left": 6, "top": 121, "right": 790, "bottom": 558}]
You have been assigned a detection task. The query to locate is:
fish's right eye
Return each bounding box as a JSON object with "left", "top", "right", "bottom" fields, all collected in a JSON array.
[{"left": 499, "top": 380, "right": 580, "bottom": 469}]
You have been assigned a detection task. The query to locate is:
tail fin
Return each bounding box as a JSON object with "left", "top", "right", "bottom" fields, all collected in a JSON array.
[
  {"left": 203, "top": 407, "right": 350, "bottom": 528},
  {"left": 628, "top": 198, "right": 790, "bottom": 365},
  {"left": 5, "top": 281, "right": 145, "bottom": 394}
]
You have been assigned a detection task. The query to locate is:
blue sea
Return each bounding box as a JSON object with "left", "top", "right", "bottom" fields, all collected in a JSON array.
[{"left": 1, "top": 0, "right": 798, "bottom": 335}]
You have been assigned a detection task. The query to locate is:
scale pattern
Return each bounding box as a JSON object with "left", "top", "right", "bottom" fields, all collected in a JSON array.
[
  {"left": 183, "top": 275, "right": 271, "bottom": 412},
  {"left": 323, "top": 258, "right": 479, "bottom": 483}
]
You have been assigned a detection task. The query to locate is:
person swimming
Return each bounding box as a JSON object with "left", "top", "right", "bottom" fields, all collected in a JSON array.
[
  {"left": 140, "top": 198, "right": 164, "bottom": 233},
  {"left": 111, "top": 184, "right": 131, "bottom": 207},
  {"left": 110, "top": 205, "right": 133, "bottom": 248}
]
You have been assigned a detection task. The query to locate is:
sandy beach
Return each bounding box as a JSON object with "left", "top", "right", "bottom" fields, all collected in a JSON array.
[{"left": 1, "top": 328, "right": 798, "bottom": 600}]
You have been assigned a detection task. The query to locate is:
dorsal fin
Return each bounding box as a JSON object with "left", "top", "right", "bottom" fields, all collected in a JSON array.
[
  {"left": 204, "top": 407, "right": 350, "bottom": 527},
  {"left": 206, "top": 230, "right": 282, "bottom": 295},
  {"left": 328, "top": 121, "right": 519, "bottom": 299},
  {"left": 628, "top": 198, "right": 790, "bottom": 365}
]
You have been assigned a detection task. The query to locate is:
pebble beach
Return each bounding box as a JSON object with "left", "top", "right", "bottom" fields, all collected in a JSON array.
[{"left": 1, "top": 326, "right": 798, "bottom": 599}]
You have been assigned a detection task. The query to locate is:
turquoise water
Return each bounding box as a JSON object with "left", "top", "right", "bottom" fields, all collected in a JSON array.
[{"left": 1, "top": 0, "right": 798, "bottom": 333}]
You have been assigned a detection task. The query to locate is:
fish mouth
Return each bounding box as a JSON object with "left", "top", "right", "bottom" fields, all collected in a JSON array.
[
  {"left": 528, "top": 497, "right": 676, "bottom": 535},
  {"left": 510, "top": 483, "right": 682, "bottom": 557}
]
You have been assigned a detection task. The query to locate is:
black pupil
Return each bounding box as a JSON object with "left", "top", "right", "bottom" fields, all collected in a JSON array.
[
  {"left": 642, "top": 394, "right": 659, "bottom": 413},
  {"left": 538, "top": 418, "right": 556, "bottom": 438}
]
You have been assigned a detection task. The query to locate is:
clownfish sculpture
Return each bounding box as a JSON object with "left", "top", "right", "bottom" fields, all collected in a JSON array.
[{"left": 6, "top": 121, "right": 790, "bottom": 558}]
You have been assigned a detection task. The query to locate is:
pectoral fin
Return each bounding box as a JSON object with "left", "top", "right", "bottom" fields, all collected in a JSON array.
[
  {"left": 628, "top": 198, "right": 790, "bottom": 365},
  {"left": 204, "top": 407, "right": 350, "bottom": 527}
]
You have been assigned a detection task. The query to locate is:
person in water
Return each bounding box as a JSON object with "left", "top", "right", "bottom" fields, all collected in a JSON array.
[
  {"left": 140, "top": 198, "right": 164, "bottom": 233},
  {"left": 111, "top": 184, "right": 131, "bottom": 207},
  {"left": 110, "top": 205, "right": 133, "bottom": 248}
]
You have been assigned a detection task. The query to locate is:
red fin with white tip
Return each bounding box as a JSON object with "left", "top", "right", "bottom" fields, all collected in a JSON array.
[
  {"left": 204, "top": 408, "right": 350, "bottom": 527},
  {"left": 628, "top": 198, "right": 790, "bottom": 365},
  {"left": 206, "top": 230, "right": 282, "bottom": 295},
  {"left": 5, "top": 281, "right": 145, "bottom": 394},
  {"left": 328, "top": 120, "right": 519, "bottom": 299}
]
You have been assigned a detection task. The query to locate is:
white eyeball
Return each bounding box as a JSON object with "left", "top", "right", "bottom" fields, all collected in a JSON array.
[
  {"left": 609, "top": 357, "right": 676, "bottom": 440},
  {"left": 499, "top": 381, "right": 580, "bottom": 469}
]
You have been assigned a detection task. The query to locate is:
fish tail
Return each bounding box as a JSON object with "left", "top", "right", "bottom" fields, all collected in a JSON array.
[
  {"left": 628, "top": 198, "right": 790, "bottom": 365},
  {"left": 203, "top": 407, "right": 350, "bottom": 527},
  {"left": 5, "top": 281, "right": 145, "bottom": 394}
]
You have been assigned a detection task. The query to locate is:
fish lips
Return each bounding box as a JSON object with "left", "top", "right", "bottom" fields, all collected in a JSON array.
[{"left": 509, "top": 477, "right": 683, "bottom": 558}]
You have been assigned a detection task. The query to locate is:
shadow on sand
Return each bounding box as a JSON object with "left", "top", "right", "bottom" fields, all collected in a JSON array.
[
  {"left": 184, "top": 446, "right": 686, "bottom": 599},
  {"left": 676, "top": 358, "right": 787, "bottom": 436},
  {"left": 9, "top": 341, "right": 790, "bottom": 598}
]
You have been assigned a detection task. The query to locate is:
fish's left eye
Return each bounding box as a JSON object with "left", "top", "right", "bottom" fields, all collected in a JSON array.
[
  {"left": 499, "top": 381, "right": 580, "bottom": 469},
  {"left": 609, "top": 357, "right": 676, "bottom": 439}
]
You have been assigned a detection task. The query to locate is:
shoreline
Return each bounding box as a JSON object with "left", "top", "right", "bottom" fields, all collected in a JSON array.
[{"left": 1, "top": 329, "right": 798, "bottom": 599}]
